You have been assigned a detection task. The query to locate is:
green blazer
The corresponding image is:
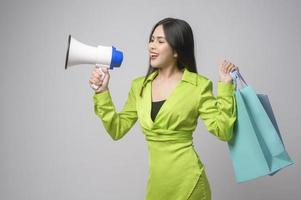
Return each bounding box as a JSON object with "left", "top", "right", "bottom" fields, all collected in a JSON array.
[{"left": 93, "top": 68, "right": 236, "bottom": 200}]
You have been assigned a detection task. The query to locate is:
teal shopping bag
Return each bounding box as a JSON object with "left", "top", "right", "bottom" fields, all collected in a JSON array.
[{"left": 227, "top": 71, "right": 293, "bottom": 183}]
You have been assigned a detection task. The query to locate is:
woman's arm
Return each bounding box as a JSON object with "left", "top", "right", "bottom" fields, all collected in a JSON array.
[
  {"left": 93, "top": 79, "right": 138, "bottom": 141},
  {"left": 198, "top": 79, "right": 236, "bottom": 141}
]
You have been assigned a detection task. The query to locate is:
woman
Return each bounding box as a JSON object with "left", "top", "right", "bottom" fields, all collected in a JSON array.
[{"left": 89, "top": 17, "right": 238, "bottom": 200}]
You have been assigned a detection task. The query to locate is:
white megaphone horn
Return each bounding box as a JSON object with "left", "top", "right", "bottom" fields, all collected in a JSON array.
[{"left": 65, "top": 34, "right": 124, "bottom": 90}]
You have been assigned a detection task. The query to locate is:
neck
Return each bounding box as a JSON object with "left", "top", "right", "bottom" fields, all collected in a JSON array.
[{"left": 156, "top": 64, "right": 183, "bottom": 81}]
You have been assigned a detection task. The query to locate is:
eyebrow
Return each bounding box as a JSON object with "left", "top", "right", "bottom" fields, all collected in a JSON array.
[{"left": 151, "top": 35, "right": 166, "bottom": 39}]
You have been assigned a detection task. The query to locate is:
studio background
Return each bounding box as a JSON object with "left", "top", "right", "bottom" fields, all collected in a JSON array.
[{"left": 0, "top": 0, "right": 300, "bottom": 199}]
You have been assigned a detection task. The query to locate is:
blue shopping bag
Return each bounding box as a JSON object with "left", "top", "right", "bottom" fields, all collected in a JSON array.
[{"left": 227, "top": 71, "right": 293, "bottom": 183}]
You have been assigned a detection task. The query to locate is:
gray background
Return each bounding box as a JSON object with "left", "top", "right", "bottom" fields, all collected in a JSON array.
[{"left": 0, "top": 0, "right": 300, "bottom": 199}]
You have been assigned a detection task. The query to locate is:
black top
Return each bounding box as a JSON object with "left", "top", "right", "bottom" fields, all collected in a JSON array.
[{"left": 151, "top": 99, "right": 166, "bottom": 122}]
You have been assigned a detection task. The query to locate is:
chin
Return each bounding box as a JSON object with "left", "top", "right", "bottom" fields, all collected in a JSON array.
[
  {"left": 150, "top": 62, "right": 164, "bottom": 69},
  {"left": 151, "top": 65, "right": 161, "bottom": 69}
]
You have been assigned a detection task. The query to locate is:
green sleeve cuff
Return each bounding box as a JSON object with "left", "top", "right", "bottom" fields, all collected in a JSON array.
[
  {"left": 217, "top": 81, "right": 235, "bottom": 96},
  {"left": 93, "top": 90, "right": 112, "bottom": 105}
]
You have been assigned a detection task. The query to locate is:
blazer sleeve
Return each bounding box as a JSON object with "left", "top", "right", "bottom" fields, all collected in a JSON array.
[
  {"left": 198, "top": 79, "right": 236, "bottom": 141},
  {"left": 93, "top": 80, "right": 138, "bottom": 141}
]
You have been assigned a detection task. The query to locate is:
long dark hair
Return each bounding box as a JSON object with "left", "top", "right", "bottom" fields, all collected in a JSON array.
[{"left": 139, "top": 17, "right": 198, "bottom": 97}]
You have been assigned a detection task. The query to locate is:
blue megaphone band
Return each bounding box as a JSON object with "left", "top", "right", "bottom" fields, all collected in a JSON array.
[{"left": 110, "top": 47, "right": 123, "bottom": 69}]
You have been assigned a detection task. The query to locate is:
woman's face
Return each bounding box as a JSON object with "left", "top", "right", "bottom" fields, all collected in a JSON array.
[{"left": 148, "top": 24, "right": 177, "bottom": 69}]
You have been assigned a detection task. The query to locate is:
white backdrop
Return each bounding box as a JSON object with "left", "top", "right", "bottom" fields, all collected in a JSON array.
[{"left": 0, "top": 0, "right": 300, "bottom": 199}]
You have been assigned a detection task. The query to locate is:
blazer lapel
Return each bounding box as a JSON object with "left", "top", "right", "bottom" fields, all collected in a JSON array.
[{"left": 141, "top": 68, "right": 197, "bottom": 128}]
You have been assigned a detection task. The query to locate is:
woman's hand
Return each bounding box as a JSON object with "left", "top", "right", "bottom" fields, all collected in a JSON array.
[
  {"left": 89, "top": 65, "right": 110, "bottom": 93},
  {"left": 218, "top": 60, "right": 239, "bottom": 83}
]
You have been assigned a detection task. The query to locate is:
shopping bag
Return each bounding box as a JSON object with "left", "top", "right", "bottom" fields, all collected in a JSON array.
[{"left": 227, "top": 71, "right": 294, "bottom": 183}]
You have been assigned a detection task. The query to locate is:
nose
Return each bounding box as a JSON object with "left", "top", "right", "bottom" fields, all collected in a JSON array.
[{"left": 149, "top": 41, "right": 156, "bottom": 51}]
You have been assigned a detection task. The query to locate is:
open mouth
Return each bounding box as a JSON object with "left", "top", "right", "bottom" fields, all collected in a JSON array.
[{"left": 150, "top": 53, "right": 159, "bottom": 60}]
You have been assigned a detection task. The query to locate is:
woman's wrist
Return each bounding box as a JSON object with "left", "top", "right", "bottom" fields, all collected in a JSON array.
[
  {"left": 219, "top": 79, "right": 233, "bottom": 84},
  {"left": 95, "top": 88, "right": 109, "bottom": 94}
]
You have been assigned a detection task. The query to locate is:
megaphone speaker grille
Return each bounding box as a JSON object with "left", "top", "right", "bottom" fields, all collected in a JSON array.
[{"left": 65, "top": 34, "right": 72, "bottom": 70}]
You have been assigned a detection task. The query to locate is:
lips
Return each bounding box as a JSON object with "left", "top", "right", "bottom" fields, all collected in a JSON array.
[{"left": 150, "top": 52, "right": 159, "bottom": 60}]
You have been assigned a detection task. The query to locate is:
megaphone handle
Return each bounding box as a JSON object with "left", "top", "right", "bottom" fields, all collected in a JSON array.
[{"left": 91, "top": 64, "right": 106, "bottom": 90}]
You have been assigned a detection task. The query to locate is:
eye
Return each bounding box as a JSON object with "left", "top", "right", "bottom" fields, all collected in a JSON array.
[{"left": 158, "top": 40, "right": 164, "bottom": 43}]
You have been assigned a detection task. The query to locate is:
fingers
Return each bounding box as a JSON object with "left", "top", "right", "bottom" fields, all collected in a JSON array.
[
  {"left": 221, "top": 60, "right": 237, "bottom": 73},
  {"left": 95, "top": 65, "right": 110, "bottom": 79},
  {"left": 92, "top": 67, "right": 102, "bottom": 76},
  {"left": 90, "top": 71, "right": 102, "bottom": 84},
  {"left": 89, "top": 78, "right": 101, "bottom": 85},
  {"left": 89, "top": 65, "right": 111, "bottom": 91},
  {"left": 89, "top": 66, "right": 103, "bottom": 87}
]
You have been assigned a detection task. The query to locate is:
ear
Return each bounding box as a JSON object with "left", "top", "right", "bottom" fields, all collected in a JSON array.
[{"left": 173, "top": 52, "right": 178, "bottom": 58}]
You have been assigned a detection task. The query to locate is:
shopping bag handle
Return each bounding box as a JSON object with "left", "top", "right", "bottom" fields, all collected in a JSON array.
[{"left": 230, "top": 70, "right": 248, "bottom": 90}]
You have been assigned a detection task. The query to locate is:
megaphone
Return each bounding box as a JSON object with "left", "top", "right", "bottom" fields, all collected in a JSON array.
[{"left": 65, "top": 34, "right": 124, "bottom": 89}]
